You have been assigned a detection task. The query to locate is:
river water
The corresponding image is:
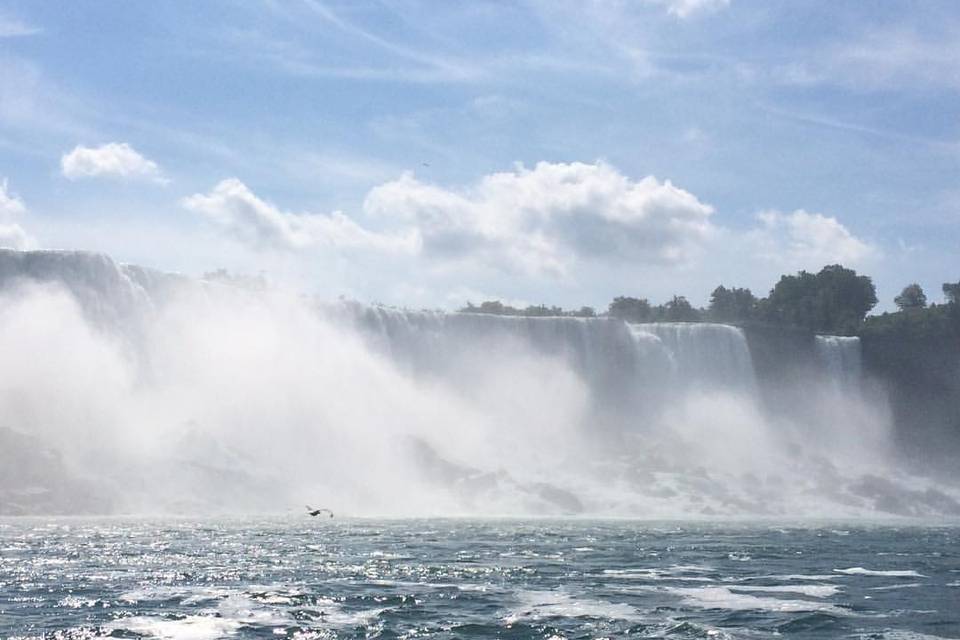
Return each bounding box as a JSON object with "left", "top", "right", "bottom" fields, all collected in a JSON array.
[{"left": 2, "top": 518, "right": 958, "bottom": 639}]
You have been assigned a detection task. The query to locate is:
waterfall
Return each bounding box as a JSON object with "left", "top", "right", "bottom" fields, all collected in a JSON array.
[
  {"left": 629, "top": 322, "right": 757, "bottom": 395},
  {"left": 339, "top": 304, "right": 644, "bottom": 379},
  {"left": 814, "top": 334, "right": 863, "bottom": 391},
  {"left": 0, "top": 249, "right": 155, "bottom": 323},
  {"left": 335, "top": 306, "right": 763, "bottom": 421},
  {"left": 4, "top": 248, "right": 948, "bottom": 518}
]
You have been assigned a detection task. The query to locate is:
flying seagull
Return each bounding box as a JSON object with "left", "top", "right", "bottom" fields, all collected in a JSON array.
[{"left": 306, "top": 505, "right": 334, "bottom": 518}]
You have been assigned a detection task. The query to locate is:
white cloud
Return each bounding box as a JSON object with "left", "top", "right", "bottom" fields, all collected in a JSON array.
[
  {"left": 182, "top": 178, "right": 416, "bottom": 253},
  {"left": 835, "top": 27, "right": 960, "bottom": 91},
  {"left": 0, "top": 179, "right": 35, "bottom": 249},
  {"left": 746, "top": 209, "right": 877, "bottom": 270},
  {"left": 0, "top": 223, "right": 32, "bottom": 249},
  {"left": 0, "top": 179, "right": 26, "bottom": 218},
  {"left": 61, "top": 143, "right": 167, "bottom": 183},
  {"left": 651, "top": 0, "right": 730, "bottom": 19},
  {"left": 0, "top": 13, "right": 41, "bottom": 38},
  {"left": 779, "top": 26, "right": 960, "bottom": 92},
  {"left": 364, "top": 161, "right": 715, "bottom": 277},
  {"left": 180, "top": 163, "right": 878, "bottom": 307},
  {"left": 187, "top": 162, "right": 715, "bottom": 279}
]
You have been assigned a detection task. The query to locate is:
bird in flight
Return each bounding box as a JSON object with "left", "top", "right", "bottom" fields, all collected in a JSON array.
[{"left": 306, "top": 505, "right": 334, "bottom": 518}]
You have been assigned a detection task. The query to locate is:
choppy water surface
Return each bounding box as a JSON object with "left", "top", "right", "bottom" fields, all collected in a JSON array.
[{"left": 2, "top": 518, "right": 958, "bottom": 639}]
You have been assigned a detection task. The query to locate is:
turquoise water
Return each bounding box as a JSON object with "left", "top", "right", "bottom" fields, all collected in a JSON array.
[{"left": 2, "top": 518, "right": 958, "bottom": 639}]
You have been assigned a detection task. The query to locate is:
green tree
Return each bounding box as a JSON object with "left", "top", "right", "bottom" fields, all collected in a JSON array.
[
  {"left": 764, "top": 264, "right": 877, "bottom": 334},
  {"left": 894, "top": 283, "right": 927, "bottom": 310},
  {"left": 708, "top": 285, "right": 758, "bottom": 323},
  {"left": 523, "top": 304, "right": 564, "bottom": 317},
  {"left": 661, "top": 295, "right": 700, "bottom": 322},
  {"left": 478, "top": 300, "right": 509, "bottom": 315},
  {"left": 943, "top": 281, "right": 960, "bottom": 305},
  {"left": 608, "top": 296, "right": 652, "bottom": 322}
]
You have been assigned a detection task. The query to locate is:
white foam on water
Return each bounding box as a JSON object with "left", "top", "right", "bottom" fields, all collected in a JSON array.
[
  {"left": 869, "top": 583, "right": 923, "bottom": 591},
  {"left": 365, "top": 578, "right": 491, "bottom": 592},
  {"left": 872, "top": 632, "right": 957, "bottom": 640},
  {"left": 602, "top": 565, "right": 715, "bottom": 582},
  {"left": 106, "top": 615, "right": 242, "bottom": 640},
  {"left": 834, "top": 568, "right": 926, "bottom": 578},
  {"left": 117, "top": 585, "right": 234, "bottom": 605},
  {"left": 290, "top": 595, "right": 387, "bottom": 628},
  {"left": 669, "top": 564, "right": 715, "bottom": 573},
  {"left": 504, "top": 589, "right": 639, "bottom": 623},
  {"left": 108, "top": 594, "right": 289, "bottom": 639},
  {"left": 665, "top": 586, "right": 846, "bottom": 614},
  {"left": 754, "top": 574, "right": 839, "bottom": 581},
  {"left": 729, "top": 584, "right": 840, "bottom": 598},
  {"left": 57, "top": 595, "right": 97, "bottom": 608},
  {"left": 603, "top": 568, "right": 671, "bottom": 581},
  {"left": 603, "top": 568, "right": 655, "bottom": 575},
  {"left": 246, "top": 586, "right": 309, "bottom": 605}
]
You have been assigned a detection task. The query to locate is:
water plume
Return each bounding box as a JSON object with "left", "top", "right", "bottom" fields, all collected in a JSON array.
[{"left": 0, "top": 249, "right": 956, "bottom": 517}]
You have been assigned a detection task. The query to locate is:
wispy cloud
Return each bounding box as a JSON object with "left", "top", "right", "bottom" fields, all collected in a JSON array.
[
  {"left": 0, "top": 57, "right": 94, "bottom": 140},
  {"left": 649, "top": 0, "right": 731, "bottom": 19},
  {"left": 756, "top": 103, "right": 960, "bottom": 152},
  {"left": 300, "top": 0, "right": 481, "bottom": 81},
  {"left": 211, "top": 1, "right": 484, "bottom": 85},
  {"left": 776, "top": 24, "right": 960, "bottom": 92},
  {"left": 0, "top": 12, "right": 41, "bottom": 38}
]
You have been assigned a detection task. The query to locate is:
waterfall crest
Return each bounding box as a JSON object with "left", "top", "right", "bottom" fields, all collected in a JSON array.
[
  {"left": 629, "top": 322, "right": 757, "bottom": 395},
  {"left": 815, "top": 334, "right": 863, "bottom": 390}
]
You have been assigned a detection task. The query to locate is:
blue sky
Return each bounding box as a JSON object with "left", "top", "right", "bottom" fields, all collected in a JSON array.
[{"left": 0, "top": 0, "right": 957, "bottom": 310}]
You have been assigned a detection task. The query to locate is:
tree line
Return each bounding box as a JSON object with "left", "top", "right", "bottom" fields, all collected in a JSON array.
[{"left": 461, "top": 264, "right": 960, "bottom": 336}]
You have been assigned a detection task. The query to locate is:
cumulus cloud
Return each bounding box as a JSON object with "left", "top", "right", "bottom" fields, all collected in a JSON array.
[
  {"left": 0, "top": 223, "right": 32, "bottom": 249},
  {"left": 61, "top": 143, "right": 166, "bottom": 183},
  {"left": 0, "top": 180, "right": 25, "bottom": 218},
  {"left": 0, "top": 179, "right": 35, "bottom": 249},
  {"left": 364, "top": 161, "right": 715, "bottom": 276},
  {"left": 747, "top": 209, "right": 877, "bottom": 270},
  {"left": 182, "top": 178, "right": 416, "bottom": 253},
  {"left": 181, "top": 163, "right": 876, "bottom": 301}
]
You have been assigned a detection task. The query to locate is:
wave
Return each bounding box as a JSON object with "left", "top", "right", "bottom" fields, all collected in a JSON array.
[{"left": 833, "top": 567, "right": 926, "bottom": 578}]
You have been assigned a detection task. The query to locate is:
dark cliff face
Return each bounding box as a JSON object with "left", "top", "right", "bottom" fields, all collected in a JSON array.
[
  {"left": 746, "top": 322, "right": 960, "bottom": 473},
  {"left": 742, "top": 325, "right": 822, "bottom": 422},
  {"left": 860, "top": 332, "right": 960, "bottom": 472}
]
